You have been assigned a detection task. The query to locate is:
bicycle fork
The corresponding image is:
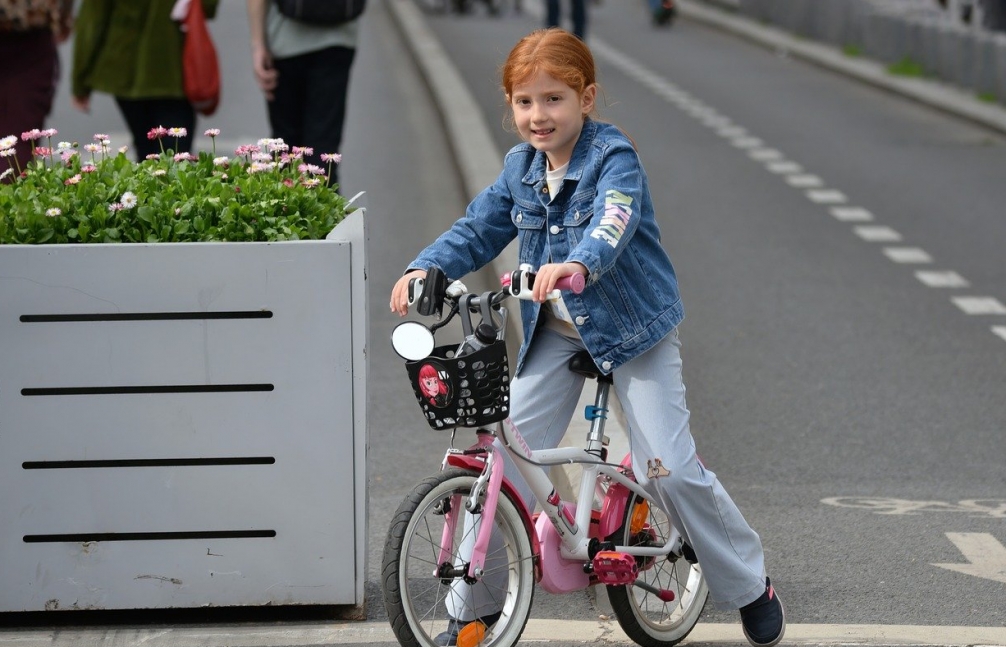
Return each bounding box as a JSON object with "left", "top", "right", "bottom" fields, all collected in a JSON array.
[{"left": 436, "top": 431, "right": 504, "bottom": 582}]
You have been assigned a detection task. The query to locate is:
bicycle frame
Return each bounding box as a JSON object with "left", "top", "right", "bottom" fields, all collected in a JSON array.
[{"left": 442, "top": 377, "right": 685, "bottom": 594}]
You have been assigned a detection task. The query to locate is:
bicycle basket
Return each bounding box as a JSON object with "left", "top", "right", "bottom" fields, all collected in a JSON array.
[{"left": 404, "top": 339, "right": 510, "bottom": 430}]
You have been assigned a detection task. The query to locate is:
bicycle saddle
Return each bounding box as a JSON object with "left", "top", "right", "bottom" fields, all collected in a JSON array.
[{"left": 567, "top": 350, "right": 613, "bottom": 383}]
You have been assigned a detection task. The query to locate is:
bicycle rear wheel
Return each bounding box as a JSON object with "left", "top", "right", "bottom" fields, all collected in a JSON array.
[
  {"left": 382, "top": 468, "right": 535, "bottom": 647},
  {"left": 606, "top": 494, "right": 708, "bottom": 647}
]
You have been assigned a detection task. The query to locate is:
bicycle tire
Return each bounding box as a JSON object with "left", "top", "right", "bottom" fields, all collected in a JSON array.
[
  {"left": 605, "top": 493, "right": 708, "bottom": 647},
  {"left": 382, "top": 468, "right": 535, "bottom": 647}
]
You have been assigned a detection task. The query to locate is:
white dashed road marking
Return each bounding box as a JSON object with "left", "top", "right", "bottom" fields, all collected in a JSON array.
[
  {"left": 786, "top": 174, "right": 824, "bottom": 188},
  {"left": 884, "top": 247, "right": 933, "bottom": 263},
  {"left": 766, "top": 161, "right": 802, "bottom": 174},
  {"left": 952, "top": 297, "right": 1006, "bottom": 315},
  {"left": 806, "top": 189, "right": 848, "bottom": 204},
  {"left": 993, "top": 326, "right": 1006, "bottom": 342},
  {"left": 915, "top": 271, "right": 970, "bottom": 288},
  {"left": 854, "top": 226, "right": 903, "bottom": 242},
  {"left": 830, "top": 206, "right": 874, "bottom": 222}
]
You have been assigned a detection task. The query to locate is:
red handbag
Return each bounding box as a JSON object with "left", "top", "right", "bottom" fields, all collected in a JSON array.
[{"left": 182, "top": 0, "right": 220, "bottom": 116}]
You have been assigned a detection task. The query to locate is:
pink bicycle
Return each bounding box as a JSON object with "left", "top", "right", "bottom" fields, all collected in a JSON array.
[{"left": 383, "top": 267, "right": 708, "bottom": 647}]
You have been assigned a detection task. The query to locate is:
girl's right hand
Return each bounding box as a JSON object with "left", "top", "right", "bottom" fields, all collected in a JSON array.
[{"left": 390, "top": 269, "right": 427, "bottom": 317}]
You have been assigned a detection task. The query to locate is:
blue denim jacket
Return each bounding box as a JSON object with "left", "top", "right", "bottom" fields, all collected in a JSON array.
[{"left": 410, "top": 119, "right": 684, "bottom": 374}]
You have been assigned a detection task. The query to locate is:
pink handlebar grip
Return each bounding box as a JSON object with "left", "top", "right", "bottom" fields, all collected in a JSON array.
[
  {"left": 556, "top": 273, "right": 585, "bottom": 294},
  {"left": 500, "top": 270, "right": 585, "bottom": 295}
]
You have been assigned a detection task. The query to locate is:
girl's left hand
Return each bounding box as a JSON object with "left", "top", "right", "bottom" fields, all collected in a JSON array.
[{"left": 532, "top": 262, "right": 588, "bottom": 303}]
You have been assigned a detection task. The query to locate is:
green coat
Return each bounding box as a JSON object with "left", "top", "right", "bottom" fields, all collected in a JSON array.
[{"left": 71, "top": 0, "right": 219, "bottom": 100}]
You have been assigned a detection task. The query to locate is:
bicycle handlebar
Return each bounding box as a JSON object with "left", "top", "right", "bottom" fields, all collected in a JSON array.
[{"left": 407, "top": 266, "right": 585, "bottom": 312}]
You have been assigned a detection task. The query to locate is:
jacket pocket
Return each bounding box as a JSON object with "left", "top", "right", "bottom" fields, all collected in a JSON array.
[
  {"left": 511, "top": 206, "right": 546, "bottom": 230},
  {"left": 562, "top": 195, "right": 594, "bottom": 227}
]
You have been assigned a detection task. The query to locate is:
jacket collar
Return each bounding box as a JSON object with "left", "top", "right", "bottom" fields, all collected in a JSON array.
[{"left": 522, "top": 118, "right": 598, "bottom": 187}]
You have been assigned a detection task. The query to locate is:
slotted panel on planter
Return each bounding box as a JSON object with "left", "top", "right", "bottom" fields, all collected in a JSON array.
[{"left": 0, "top": 214, "right": 368, "bottom": 613}]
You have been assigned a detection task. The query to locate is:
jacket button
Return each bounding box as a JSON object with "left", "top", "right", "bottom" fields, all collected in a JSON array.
[
  {"left": 549, "top": 225, "right": 560, "bottom": 234},
  {"left": 516, "top": 213, "right": 523, "bottom": 223},
  {"left": 542, "top": 187, "right": 548, "bottom": 194},
  {"left": 602, "top": 361, "right": 612, "bottom": 371},
  {"left": 575, "top": 316, "right": 585, "bottom": 325}
]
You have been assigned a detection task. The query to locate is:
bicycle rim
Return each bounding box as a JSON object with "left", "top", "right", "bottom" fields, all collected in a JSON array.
[
  {"left": 606, "top": 495, "right": 708, "bottom": 647},
  {"left": 383, "top": 469, "right": 535, "bottom": 647}
]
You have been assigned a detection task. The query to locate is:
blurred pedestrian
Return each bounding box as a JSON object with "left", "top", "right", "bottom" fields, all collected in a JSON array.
[
  {"left": 246, "top": 0, "right": 360, "bottom": 189},
  {"left": 71, "top": 0, "right": 220, "bottom": 160},
  {"left": 0, "top": 0, "right": 74, "bottom": 174},
  {"left": 545, "top": 0, "right": 586, "bottom": 40},
  {"left": 647, "top": 0, "right": 675, "bottom": 25}
]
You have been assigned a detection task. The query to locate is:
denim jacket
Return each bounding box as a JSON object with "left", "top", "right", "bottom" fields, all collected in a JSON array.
[{"left": 410, "top": 119, "right": 684, "bottom": 374}]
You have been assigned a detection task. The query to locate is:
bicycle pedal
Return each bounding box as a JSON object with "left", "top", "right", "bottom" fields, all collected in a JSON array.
[{"left": 591, "top": 551, "right": 638, "bottom": 585}]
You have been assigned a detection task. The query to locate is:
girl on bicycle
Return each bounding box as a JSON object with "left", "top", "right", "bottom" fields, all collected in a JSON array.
[{"left": 389, "top": 27, "right": 785, "bottom": 647}]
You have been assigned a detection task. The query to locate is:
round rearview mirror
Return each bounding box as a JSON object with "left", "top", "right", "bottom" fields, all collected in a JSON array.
[{"left": 391, "top": 321, "right": 436, "bottom": 361}]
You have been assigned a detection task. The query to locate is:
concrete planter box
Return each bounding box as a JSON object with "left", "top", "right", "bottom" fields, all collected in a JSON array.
[{"left": 0, "top": 210, "right": 368, "bottom": 614}]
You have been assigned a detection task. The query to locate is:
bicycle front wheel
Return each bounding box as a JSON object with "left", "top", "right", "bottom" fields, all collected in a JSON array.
[
  {"left": 606, "top": 494, "right": 708, "bottom": 647},
  {"left": 382, "top": 468, "right": 535, "bottom": 647}
]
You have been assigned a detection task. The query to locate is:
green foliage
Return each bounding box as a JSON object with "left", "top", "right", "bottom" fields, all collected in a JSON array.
[
  {"left": 887, "top": 57, "right": 926, "bottom": 78},
  {"left": 842, "top": 43, "right": 863, "bottom": 57},
  {"left": 0, "top": 131, "right": 351, "bottom": 245}
]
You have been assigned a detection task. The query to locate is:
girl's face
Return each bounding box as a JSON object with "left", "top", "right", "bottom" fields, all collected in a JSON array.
[
  {"left": 421, "top": 376, "right": 441, "bottom": 397},
  {"left": 510, "top": 70, "right": 596, "bottom": 170}
]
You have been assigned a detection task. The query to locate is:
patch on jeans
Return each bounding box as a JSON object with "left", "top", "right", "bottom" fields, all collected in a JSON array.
[{"left": 646, "top": 458, "right": 670, "bottom": 479}]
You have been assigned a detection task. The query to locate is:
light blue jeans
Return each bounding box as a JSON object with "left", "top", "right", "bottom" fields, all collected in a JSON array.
[{"left": 449, "top": 328, "right": 767, "bottom": 617}]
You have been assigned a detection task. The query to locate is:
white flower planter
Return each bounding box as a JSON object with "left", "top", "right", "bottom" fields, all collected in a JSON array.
[{"left": 0, "top": 210, "right": 368, "bottom": 613}]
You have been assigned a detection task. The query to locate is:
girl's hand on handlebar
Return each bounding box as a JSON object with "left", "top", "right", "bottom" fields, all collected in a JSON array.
[
  {"left": 533, "top": 262, "right": 588, "bottom": 303},
  {"left": 390, "top": 269, "right": 427, "bottom": 316}
]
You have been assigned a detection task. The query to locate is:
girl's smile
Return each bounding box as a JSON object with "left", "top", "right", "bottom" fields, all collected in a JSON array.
[{"left": 510, "top": 70, "right": 596, "bottom": 169}]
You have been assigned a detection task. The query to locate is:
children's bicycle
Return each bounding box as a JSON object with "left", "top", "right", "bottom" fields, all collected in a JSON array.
[{"left": 382, "top": 266, "right": 708, "bottom": 647}]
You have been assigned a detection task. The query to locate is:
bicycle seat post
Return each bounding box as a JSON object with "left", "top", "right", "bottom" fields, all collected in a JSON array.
[{"left": 585, "top": 377, "right": 612, "bottom": 458}]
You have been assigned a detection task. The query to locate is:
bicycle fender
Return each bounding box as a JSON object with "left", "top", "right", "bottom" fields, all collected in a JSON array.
[
  {"left": 598, "top": 453, "right": 634, "bottom": 539},
  {"left": 445, "top": 453, "right": 542, "bottom": 582}
]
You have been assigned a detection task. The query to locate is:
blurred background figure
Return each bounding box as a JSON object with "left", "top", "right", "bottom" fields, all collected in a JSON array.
[
  {"left": 71, "top": 0, "right": 220, "bottom": 160},
  {"left": 246, "top": 0, "right": 360, "bottom": 189},
  {"left": 647, "top": 0, "right": 675, "bottom": 26},
  {"left": 0, "top": 0, "right": 73, "bottom": 173},
  {"left": 546, "top": 0, "right": 586, "bottom": 39}
]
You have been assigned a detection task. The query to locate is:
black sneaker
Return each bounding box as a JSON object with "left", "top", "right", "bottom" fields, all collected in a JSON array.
[
  {"left": 740, "top": 577, "right": 785, "bottom": 647},
  {"left": 434, "top": 611, "right": 503, "bottom": 646}
]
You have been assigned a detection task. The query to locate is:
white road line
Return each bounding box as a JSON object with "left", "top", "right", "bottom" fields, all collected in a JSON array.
[
  {"left": 731, "top": 136, "right": 763, "bottom": 148},
  {"left": 717, "top": 126, "right": 747, "bottom": 137},
  {"left": 766, "top": 160, "right": 802, "bottom": 174},
  {"left": 883, "top": 247, "right": 933, "bottom": 263},
  {"left": 952, "top": 296, "right": 1006, "bottom": 315},
  {"left": 748, "top": 148, "right": 784, "bottom": 161},
  {"left": 831, "top": 206, "right": 874, "bottom": 222},
  {"left": 807, "top": 189, "right": 848, "bottom": 204},
  {"left": 786, "top": 174, "right": 824, "bottom": 188},
  {"left": 854, "top": 225, "right": 902, "bottom": 242},
  {"left": 993, "top": 326, "right": 1006, "bottom": 342},
  {"left": 915, "top": 270, "right": 970, "bottom": 288},
  {"left": 702, "top": 115, "right": 732, "bottom": 128}
]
